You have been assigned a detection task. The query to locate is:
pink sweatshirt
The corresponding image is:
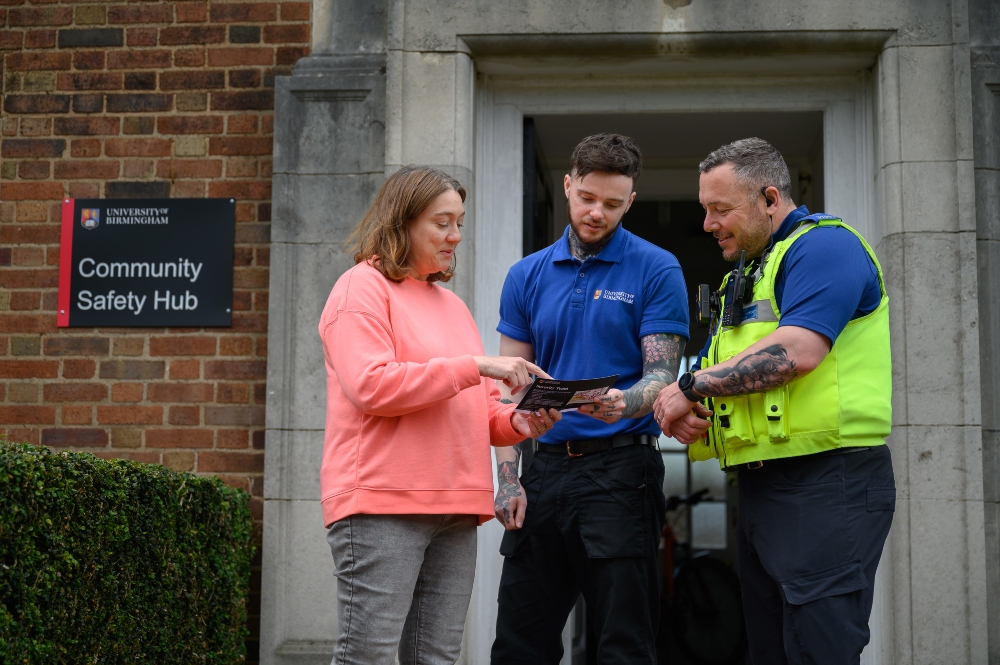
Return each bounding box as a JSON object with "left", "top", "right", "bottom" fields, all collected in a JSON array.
[{"left": 318, "top": 261, "right": 524, "bottom": 527}]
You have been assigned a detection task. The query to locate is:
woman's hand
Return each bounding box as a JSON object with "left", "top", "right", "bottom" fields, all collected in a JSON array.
[
  {"left": 510, "top": 407, "right": 561, "bottom": 440},
  {"left": 474, "top": 356, "right": 549, "bottom": 394}
]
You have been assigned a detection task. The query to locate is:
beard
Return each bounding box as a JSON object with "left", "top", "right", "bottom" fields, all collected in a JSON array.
[
  {"left": 723, "top": 207, "right": 771, "bottom": 262},
  {"left": 567, "top": 203, "right": 618, "bottom": 259}
]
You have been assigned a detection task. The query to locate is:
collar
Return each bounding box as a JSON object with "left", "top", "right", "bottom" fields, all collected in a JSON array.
[
  {"left": 552, "top": 223, "right": 629, "bottom": 264},
  {"left": 771, "top": 205, "right": 812, "bottom": 244}
]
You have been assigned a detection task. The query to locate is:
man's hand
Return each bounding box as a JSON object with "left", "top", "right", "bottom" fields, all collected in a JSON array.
[
  {"left": 577, "top": 388, "right": 625, "bottom": 423},
  {"left": 578, "top": 333, "right": 684, "bottom": 423},
  {"left": 510, "top": 408, "right": 561, "bottom": 439},
  {"left": 665, "top": 403, "right": 713, "bottom": 444},
  {"left": 653, "top": 383, "right": 712, "bottom": 443},
  {"left": 495, "top": 456, "right": 527, "bottom": 529}
]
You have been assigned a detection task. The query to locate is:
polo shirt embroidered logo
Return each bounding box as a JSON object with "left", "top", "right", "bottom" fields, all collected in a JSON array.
[
  {"left": 602, "top": 290, "right": 635, "bottom": 304},
  {"left": 594, "top": 290, "right": 602, "bottom": 300}
]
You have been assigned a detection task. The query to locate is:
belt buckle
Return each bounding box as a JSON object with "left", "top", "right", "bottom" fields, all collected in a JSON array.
[
  {"left": 566, "top": 441, "right": 583, "bottom": 458},
  {"left": 747, "top": 460, "right": 764, "bottom": 470}
]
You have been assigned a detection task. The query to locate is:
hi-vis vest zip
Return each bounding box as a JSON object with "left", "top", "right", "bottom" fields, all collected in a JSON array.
[{"left": 687, "top": 216, "right": 892, "bottom": 469}]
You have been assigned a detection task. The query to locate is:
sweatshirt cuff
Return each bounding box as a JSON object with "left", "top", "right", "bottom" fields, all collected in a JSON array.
[
  {"left": 492, "top": 402, "right": 525, "bottom": 445},
  {"left": 449, "top": 355, "right": 482, "bottom": 392}
]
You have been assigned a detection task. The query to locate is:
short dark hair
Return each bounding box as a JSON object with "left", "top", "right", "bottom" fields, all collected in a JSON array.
[
  {"left": 348, "top": 165, "right": 466, "bottom": 283},
  {"left": 699, "top": 137, "right": 794, "bottom": 203},
  {"left": 569, "top": 133, "right": 642, "bottom": 189}
]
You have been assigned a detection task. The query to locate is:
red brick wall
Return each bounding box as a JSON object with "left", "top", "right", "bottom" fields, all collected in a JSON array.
[{"left": 1, "top": 2, "right": 310, "bottom": 660}]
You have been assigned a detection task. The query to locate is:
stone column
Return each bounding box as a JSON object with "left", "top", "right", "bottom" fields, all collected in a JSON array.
[
  {"left": 260, "top": 1, "right": 388, "bottom": 663},
  {"left": 970, "top": 0, "right": 1000, "bottom": 660},
  {"left": 873, "top": 5, "right": 990, "bottom": 661}
]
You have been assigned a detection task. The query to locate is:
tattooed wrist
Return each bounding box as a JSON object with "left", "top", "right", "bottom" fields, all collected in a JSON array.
[
  {"left": 622, "top": 333, "right": 684, "bottom": 418},
  {"left": 500, "top": 398, "right": 513, "bottom": 404},
  {"left": 622, "top": 372, "right": 673, "bottom": 418},
  {"left": 497, "top": 460, "right": 520, "bottom": 486},
  {"left": 694, "top": 343, "right": 797, "bottom": 397}
]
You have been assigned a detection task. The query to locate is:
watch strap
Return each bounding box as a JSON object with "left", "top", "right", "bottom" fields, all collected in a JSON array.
[{"left": 679, "top": 372, "right": 700, "bottom": 402}]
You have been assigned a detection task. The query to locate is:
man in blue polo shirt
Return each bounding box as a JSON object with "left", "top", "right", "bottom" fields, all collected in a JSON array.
[
  {"left": 490, "top": 134, "right": 689, "bottom": 664},
  {"left": 654, "top": 137, "right": 895, "bottom": 664}
]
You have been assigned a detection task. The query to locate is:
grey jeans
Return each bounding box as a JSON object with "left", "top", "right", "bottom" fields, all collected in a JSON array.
[{"left": 326, "top": 514, "right": 478, "bottom": 665}]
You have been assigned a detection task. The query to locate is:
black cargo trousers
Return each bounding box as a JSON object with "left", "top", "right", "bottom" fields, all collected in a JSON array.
[{"left": 491, "top": 443, "right": 666, "bottom": 665}]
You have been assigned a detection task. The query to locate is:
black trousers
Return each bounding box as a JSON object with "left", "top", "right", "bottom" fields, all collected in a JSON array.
[
  {"left": 491, "top": 444, "right": 666, "bottom": 665},
  {"left": 737, "top": 445, "right": 896, "bottom": 665}
]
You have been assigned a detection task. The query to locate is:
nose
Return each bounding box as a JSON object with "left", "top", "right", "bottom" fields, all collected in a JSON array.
[
  {"left": 447, "top": 226, "right": 462, "bottom": 244},
  {"left": 590, "top": 205, "right": 604, "bottom": 221},
  {"left": 703, "top": 212, "right": 717, "bottom": 232}
]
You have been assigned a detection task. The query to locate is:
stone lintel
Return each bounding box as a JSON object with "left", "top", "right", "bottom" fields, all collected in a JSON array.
[{"left": 460, "top": 30, "right": 893, "bottom": 59}]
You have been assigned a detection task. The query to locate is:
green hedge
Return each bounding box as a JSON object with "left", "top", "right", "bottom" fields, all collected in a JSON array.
[{"left": 0, "top": 442, "right": 252, "bottom": 664}]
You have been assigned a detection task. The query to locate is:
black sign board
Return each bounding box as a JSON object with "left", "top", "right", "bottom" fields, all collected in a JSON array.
[{"left": 58, "top": 198, "right": 235, "bottom": 327}]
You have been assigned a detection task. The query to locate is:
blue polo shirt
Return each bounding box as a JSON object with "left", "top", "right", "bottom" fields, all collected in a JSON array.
[
  {"left": 773, "top": 206, "right": 881, "bottom": 341},
  {"left": 498, "top": 224, "right": 689, "bottom": 443},
  {"left": 694, "top": 206, "right": 881, "bottom": 366}
]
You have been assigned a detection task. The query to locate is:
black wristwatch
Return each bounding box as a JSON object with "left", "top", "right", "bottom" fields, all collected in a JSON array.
[{"left": 677, "top": 371, "right": 700, "bottom": 402}]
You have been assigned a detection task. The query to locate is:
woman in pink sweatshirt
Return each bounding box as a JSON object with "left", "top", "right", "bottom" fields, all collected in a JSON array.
[{"left": 319, "top": 165, "right": 561, "bottom": 665}]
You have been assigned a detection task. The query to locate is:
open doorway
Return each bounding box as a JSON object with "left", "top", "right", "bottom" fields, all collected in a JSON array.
[{"left": 522, "top": 111, "right": 824, "bottom": 664}]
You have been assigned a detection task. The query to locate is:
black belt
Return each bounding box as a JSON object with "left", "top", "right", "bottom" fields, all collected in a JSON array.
[
  {"left": 537, "top": 433, "right": 657, "bottom": 457},
  {"left": 733, "top": 445, "right": 876, "bottom": 471}
]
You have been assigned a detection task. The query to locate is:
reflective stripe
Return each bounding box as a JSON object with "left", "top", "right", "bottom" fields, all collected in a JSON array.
[
  {"left": 719, "top": 299, "right": 779, "bottom": 330},
  {"left": 737, "top": 299, "right": 778, "bottom": 324}
]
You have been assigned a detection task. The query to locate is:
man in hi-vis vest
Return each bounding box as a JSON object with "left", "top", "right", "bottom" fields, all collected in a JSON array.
[{"left": 653, "top": 137, "right": 895, "bottom": 665}]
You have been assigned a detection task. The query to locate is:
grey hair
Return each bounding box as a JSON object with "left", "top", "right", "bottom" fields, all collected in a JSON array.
[{"left": 698, "top": 137, "right": 794, "bottom": 203}]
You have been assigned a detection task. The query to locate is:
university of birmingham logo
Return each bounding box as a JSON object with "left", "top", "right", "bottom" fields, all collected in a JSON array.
[{"left": 81, "top": 209, "right": 100, "bottom": 230}]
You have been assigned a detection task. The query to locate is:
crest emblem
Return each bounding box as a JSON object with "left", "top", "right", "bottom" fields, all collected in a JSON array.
[
  {"left": 81, "top": 209, "right": 100, "bottom": 230},
  {"left": 593, "top": 290, "right": 602, "bottom": 300}
]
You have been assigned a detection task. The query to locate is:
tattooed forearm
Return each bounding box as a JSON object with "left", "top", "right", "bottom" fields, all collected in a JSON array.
[
  {"left": 693, "top": 344, "right": 797, "bottom": 397},
  {"left": 622, "top": 333, "right": 684, "bottom": 418},
  {"left": 622, "top": 372, "right": 673, "bottom": 418},
  {"left": 496, "top": 441, "right": 522, "bottom": 484},
  {"left": 494, "top": 442, "right": 525, "bottom": 524},
  {"left": 497, "top": 460, "right": 519, "bottom": 485}
]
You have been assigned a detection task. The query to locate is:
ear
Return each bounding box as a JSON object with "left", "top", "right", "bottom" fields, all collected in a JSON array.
[
  {"left": 762, "top": 186, "right": 778, "bottom": 211},
  {"left": 625, "top": 191, "right": 637, "bottom": 211},
  {"left": 563, "top": 173, "right": 572, "bottom": 199}
]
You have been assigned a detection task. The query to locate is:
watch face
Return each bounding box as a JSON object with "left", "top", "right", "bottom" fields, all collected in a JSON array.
[{"left": 679, "top": 372, "right": 693, "bottom": 389}]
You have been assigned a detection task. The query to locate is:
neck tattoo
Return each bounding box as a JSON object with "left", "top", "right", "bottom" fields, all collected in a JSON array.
[{"left": 568, "top": 226, "right": 616, "bottom": 261}]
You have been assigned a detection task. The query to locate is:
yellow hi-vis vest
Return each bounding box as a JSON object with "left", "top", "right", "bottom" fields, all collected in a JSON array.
[{"left": 687, "top": 216, "right": 892, "bottom": 469}]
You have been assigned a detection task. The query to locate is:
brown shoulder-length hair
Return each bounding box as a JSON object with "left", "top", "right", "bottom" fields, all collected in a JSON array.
[{"left": 348, "top": 165, "right": 467, "bottom": 283}]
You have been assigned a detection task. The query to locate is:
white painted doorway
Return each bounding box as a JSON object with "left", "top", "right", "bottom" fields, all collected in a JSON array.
[{"left": 462, "top": 61, "right": 883, "bottom": 665}]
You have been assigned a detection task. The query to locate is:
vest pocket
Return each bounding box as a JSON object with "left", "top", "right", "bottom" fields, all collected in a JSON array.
[
  {"left": 714, "top": 395, "right": 756, "bottom": 448},
  {"left": 764, "top": 386, "right": 790, "bottom": 442}
]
